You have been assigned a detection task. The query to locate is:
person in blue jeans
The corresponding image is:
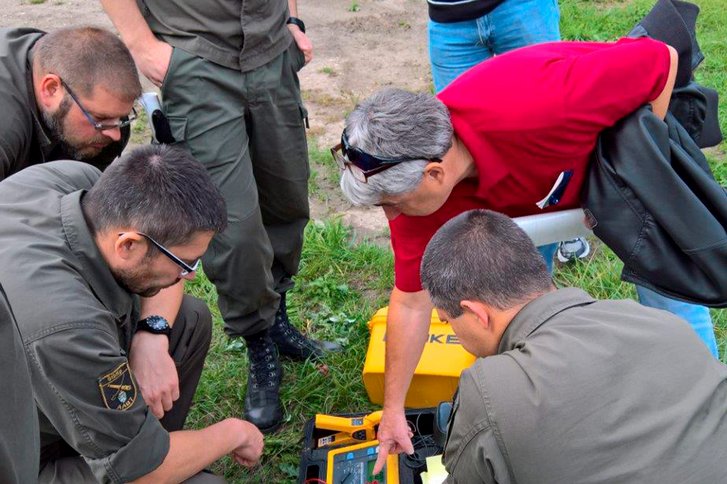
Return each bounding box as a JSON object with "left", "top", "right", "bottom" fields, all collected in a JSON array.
[
  {"left": 426, "top": 0, "right": 719, "bottom": 358},
  {"left": 428, "top": 0, "right": 561, "bottom": 92}
]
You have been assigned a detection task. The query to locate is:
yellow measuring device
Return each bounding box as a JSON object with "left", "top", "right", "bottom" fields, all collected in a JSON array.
[{"left": 325, "top": 440, "right": 399, "bottom": 484}]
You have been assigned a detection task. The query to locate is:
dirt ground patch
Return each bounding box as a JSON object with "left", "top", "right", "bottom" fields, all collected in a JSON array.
[
  {"left": 297, "top": 0, "right": 430, "bottom": 242},
  {"left": 0, "top": 0, "right": 431, "bottom": 242}
]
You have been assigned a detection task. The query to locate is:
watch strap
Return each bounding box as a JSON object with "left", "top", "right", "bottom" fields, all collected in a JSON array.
[
  {"left": 136, "top": 315, "right": 172, "bottom": 337},
  {"left": 287, "top": 16, "right": 306, "bottom": 33}
]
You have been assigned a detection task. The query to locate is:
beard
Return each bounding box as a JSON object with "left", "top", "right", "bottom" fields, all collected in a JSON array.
[
  {"left": 112, "top": 262, "right": 181, "bottom": 298},
  {"left": 41, "top": 96, "right": 111, "bottom": 160}
]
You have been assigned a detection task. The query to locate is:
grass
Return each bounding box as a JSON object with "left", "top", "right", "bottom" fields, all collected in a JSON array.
[
  {"left": 183, "top": 1, "right": 727, "bottom": 482},
  {"left": 307, "top": 138, "right": 341, "bottom": 203},
  {"left": 129, "top": 107, "right": 150, "bottom": 145},
  {"left": 185, "top": 221, "right": 392, "bottom": 482},
  {"left": 318, "top": 66, "right": 337, "bottom": 76}
]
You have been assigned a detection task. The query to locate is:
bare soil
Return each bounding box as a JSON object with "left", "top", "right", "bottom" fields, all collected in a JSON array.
[{"left": 0, "top": 0, "right": 431, "bottom": 242}]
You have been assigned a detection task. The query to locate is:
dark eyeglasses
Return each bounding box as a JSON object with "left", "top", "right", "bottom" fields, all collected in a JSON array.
[
  {"left": 330, "top": 131, "right": 440, "bottom": 182},
  {"left": 59, "top": 77, "right": 137, "bottom": 131},
  {"left": 120, "top": 232, "right": 201, "bottom": 277}
]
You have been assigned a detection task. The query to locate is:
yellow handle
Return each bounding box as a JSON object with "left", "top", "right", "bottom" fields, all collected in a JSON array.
[
  {"left": 315, "top": 414, "right": 363, "bottom": 433},
  {"left": 315, "top": 409, "right": 384, "bottom": 442}
]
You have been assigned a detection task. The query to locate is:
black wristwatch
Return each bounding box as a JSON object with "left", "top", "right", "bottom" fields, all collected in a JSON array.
[
  {"left": 286, "top": 16, "right": 306, "bottom": 33},
  {"left": 136, "top": 315, "right": 171, "bottom": 337}
]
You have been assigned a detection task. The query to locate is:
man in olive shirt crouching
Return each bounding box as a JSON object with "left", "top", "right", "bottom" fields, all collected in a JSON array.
[
  {"left": 420, "top": 209, "right": 727, "bottom": 484},
  {"left": 0, "top": 145, "right": 263, "bottom": 483}
]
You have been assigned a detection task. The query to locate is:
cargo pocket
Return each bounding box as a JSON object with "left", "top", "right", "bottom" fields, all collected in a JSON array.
[
  {"left": 160, "top": 47, "right": 180, "bottom": 93},
  {"left": 289, "top": 41, "right": 306, "bottom": 72},
  {"left": 165, "top": 115, "right": 189, "bottom": 151}
]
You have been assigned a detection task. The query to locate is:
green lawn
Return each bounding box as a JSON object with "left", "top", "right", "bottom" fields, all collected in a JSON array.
[{"left": 185, "top": 1, "right": 727, "bottom": 481}]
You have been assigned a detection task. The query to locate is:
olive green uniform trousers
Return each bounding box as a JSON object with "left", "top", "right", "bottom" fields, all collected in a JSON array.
[{"left": 161, "top": 43, "right": 310, "bottom": 337}]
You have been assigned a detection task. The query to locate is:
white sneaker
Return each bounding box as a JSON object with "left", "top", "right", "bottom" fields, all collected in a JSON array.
[{"left": 556, "top": 238, "right": 591, "bottom": 263}]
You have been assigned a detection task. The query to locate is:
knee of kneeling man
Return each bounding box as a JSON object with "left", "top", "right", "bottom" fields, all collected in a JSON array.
[{"left": 180, "top": 295, "right": 214, "bottom": 347}]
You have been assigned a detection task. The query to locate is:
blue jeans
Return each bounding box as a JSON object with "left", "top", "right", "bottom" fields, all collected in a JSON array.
[
  {"left": 428, "top": 0, "right": 561, "bottom": 92},
  {"left": 538, "top": 243, "right": 558, "bottom": 275}
]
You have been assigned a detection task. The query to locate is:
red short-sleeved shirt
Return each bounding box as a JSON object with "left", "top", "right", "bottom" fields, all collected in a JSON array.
[{"left": 390, "top": 37, "right": 671, "bottom": 292}]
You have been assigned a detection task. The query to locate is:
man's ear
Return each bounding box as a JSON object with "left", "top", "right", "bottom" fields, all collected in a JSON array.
[
  {"left": 36, "top": 74, "right": 64, "bottom": 111},
  {"left": 460, "top": 300, "right": 491, "bottom": 330},
  {"left": 114, "top": 232, "right": 146, "bottom": 263},
  {"left": 423, "top": 161, "right": 446, "bottom": 185}
]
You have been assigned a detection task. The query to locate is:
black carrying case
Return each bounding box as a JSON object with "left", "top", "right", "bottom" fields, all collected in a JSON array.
[{"left": 298, "top": 408, "right": 443, "bottom": 484}]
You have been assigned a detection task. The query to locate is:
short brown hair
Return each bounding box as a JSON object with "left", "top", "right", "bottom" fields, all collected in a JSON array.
[
  {"left": 83, "top": 145, "right": 227, "bottom": 247},
  {"left": 33, "top": 26, "right": 141, "bottom": 102},
  {"left": 421, "top": 209, "right": 553, "bottom": 317}
]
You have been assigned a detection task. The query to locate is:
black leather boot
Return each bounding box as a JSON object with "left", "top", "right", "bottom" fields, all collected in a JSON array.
[
  {"left": 269, "top": 292, "right": 343, "bottom": 362},
  {"left": 243, "top": 331, "right": 283, "bottom": 434}
]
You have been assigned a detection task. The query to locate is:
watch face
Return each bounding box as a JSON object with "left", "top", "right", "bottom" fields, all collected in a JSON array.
[{"left": 147, "top": 316, "right": 169, "bottom": 331}]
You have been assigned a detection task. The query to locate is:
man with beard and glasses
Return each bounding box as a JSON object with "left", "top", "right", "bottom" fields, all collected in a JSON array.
[
  {"left": 0, "top": 145, "right": 264, "bottom": 483},
  {"left": 0, "top": 26, "right": 140, "bottom": 180}
]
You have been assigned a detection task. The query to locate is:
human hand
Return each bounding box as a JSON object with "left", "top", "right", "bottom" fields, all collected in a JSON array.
[
  {"left": 372, "top": 408, "right": 414, "bottom": 475},
  {"left": 129, "top": 332, "right": 179, "bottom": 419},
  {"left": 288, "top": 25, "right": 313, "bottom": 65},
  {"left": 230, "top": 419, "right": 265, "bottom": 467},
  {"left": 131, "top": 38, "right": 174, "bottom": 88}
]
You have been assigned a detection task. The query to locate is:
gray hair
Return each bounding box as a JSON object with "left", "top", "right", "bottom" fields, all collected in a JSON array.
[
  {"left": 421, "top": 210, "right": 553, "bottom": 317},
  {"left": 339, "top": 88, "right": 453, "bottom": 206}
]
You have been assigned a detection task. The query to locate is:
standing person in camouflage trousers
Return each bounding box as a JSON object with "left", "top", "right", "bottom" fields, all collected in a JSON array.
[{"left": 102, "top": 0, "right": 340, "bottom": 433}]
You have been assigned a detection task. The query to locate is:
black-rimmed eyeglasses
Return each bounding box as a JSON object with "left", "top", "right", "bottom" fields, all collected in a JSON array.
[
  {"left": 59, "top": 77, "right": 137, "bottom": 131},
  {"left": 330, "top": 131, "right": 441, "bottom": 182},
  {"left": 120, "top": 232, "right": 201, "bottom": 277}
]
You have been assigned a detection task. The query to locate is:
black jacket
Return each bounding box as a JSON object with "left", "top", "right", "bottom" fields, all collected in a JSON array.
[{"left": 583, "top": 105, "right": 727, "bottom": 307}]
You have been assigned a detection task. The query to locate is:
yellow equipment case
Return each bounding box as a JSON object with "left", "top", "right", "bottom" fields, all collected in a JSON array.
[{"left": 362, "top": 307, "right": 476, "bottom": 408}]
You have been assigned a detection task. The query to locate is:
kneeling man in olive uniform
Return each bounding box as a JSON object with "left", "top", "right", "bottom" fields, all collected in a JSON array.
[
  {"left": 0, "top": 145, "right": 263, "bottom": 483},
  {"left": 419, "top": 209, "right": 727, "bottom": 484}
]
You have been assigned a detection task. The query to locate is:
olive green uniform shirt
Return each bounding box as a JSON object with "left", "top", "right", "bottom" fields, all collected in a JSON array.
[
  {"left": 138, "top": 0, "right": 292, "bottom": 71},
  {"left": 0, "top": 28, "right": 128, "bottom": 181},
  {"left": 445, "top": 288, "right": 727, "bottom": 484},
  {"left": 0, "top": 283, "right": 39, "bottom": 484},
  {"left": 0, "top": 161, "right": 169, "bottom": 483}
]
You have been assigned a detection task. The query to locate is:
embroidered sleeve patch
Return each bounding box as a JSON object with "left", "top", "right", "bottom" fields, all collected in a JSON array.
[{"left": 98, "top": 362, "right": 137, "bottom": 411}]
